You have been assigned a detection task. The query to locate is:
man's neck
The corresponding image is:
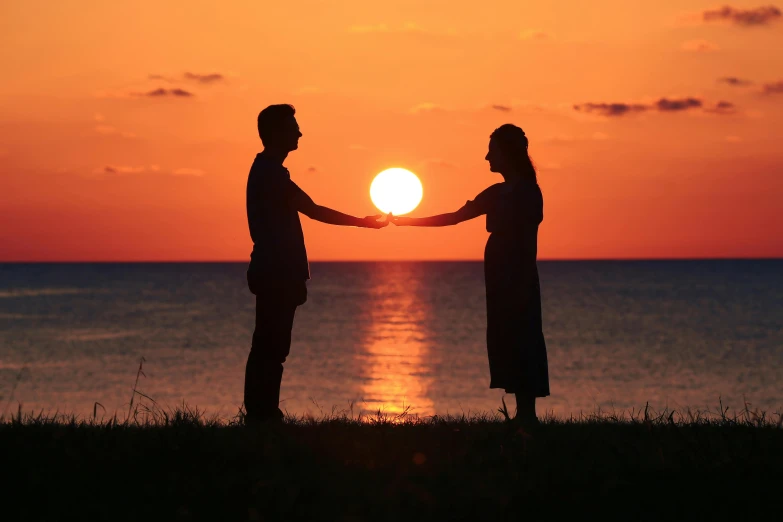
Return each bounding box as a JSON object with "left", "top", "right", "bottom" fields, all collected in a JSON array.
[{"left": 260, "top": 148, "right": 289, "bottom": 165}]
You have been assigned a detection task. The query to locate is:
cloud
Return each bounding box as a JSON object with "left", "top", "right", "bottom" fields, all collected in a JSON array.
[
  {"left": 349, "top": 23, "right": 392, "bottom": 33},
  {"left": 411, "top": 100, "right": 554, "bottom": 116},
  {"left": 136, "top": 88, "right": 194, "bottom": 98},
  {"left": 421, "top": 158, "right": 460, "bottom": 169},
  {"left": 183, "top": 72, "right": 224, "bottom": 84},
  {"left": 409, "top": 102, "right": 447, "bottom": 114},
  {"left": 348, "top": 22, "right": 456, "bottom": 37},
  {"left": 172, "top": 168, "right": 205, "bottom": 176},
  {"left": 718, "top": 76, "right": 753, "bottom": 86},
  {"left": 705, "top": 100, "right": 738, "bottom": 114},
  {"left": 543, "top": 134, "right": 576, "bottom": 143},
  {"left": 350, "top": 22, "right": 421, "bottom": 34},
  {"left": 149, "top": 72, "right": 225, "bottom": 84},
  {"left": 93, "top": 125, "right": 136, "bottom": 138},
  {"left": 702, "top": 5, "right": 781, "bottom": 26},
  {"left": 573, "top": 102, "right": 648, "bottom": 117},
  {"left": 682, "top": 39, "right": 720, "bottom": 52},
  {"left": 574, "top": 97, "right": 712, "bottom": 116},
  {"left": 91, "top": 109, "right": 135, "bottom": 137},
  {"left": 91, "top": 164, "right": 201, "bottom": 176},
  {"left": 94, "top": 165, "right": 146, "bottom": 175},
  {"left": 761, "top": 80, "right": 783, "bottom": 94},
  {"left": 654, "top": 97, "right": 702, "bottom": 111},
  {"left": 519, "top": 30, "right": 549, "bottom": 40},
  {"left": 543, "top": 132, "right": 611, "bottom": 144},
  {"left": 491, "top": 104, "right": 512, "bottom": 112}
]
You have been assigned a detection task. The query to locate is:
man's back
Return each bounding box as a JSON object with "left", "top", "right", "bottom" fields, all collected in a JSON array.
[{"left": 246, "top": 153, "right": 310, "bottom": 283}]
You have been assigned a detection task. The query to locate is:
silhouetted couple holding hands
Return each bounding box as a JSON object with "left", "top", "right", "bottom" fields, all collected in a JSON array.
[{"left": 244, "top": 104, "right": 549, "bottom": 428}]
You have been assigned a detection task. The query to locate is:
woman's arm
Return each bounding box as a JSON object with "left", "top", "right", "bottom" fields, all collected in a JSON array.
[{"left": 393, "top": 203, "right": 484, "bottom": 227}]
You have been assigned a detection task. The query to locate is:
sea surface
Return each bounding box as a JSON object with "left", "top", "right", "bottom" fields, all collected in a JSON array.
[{"left": 1, "top": 261, "right": 781, "bottom": 420}]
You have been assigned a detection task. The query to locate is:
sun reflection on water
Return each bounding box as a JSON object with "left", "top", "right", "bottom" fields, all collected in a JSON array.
[{"left": 358, "top": 265, "right": 435, "bottom": 417}]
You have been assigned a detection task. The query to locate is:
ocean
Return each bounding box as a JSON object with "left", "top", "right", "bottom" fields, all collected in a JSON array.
[{"left": 1, "top": 261, "right": 781, "bottom": 420}]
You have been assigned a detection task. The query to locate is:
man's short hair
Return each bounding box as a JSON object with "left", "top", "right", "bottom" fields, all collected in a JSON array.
[{"left": 257, "top": 104, "right": 296, "bottom": 144}]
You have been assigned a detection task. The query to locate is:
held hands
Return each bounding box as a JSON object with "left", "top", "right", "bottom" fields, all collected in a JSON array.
[
  {"left": 361, "top": 214, "right": 390, "bottom": 229},
  {"left": 388, "top": 213, "right": 411, "bottom": 226},
  {"left": 361, "top": 213, "right": 411, "bottom": 228}
]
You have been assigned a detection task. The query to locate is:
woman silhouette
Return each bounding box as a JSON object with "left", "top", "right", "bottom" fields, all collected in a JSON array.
[{"left": 392, "top": 124, "right": 549, "bottom": 425}]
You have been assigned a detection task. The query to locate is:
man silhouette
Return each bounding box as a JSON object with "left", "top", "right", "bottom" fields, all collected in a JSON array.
[{"left": 244, "top": 104, "right": 387, "bottom": 423}]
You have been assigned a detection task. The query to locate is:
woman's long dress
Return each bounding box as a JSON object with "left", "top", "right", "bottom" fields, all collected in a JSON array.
[{"left": 466, "top": 179, "right": 550, "bottom": 397}]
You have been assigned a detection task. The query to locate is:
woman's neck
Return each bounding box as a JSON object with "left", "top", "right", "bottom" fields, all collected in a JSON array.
[{"left": 500, "top": 170, "right": 523, "bottom": 183}]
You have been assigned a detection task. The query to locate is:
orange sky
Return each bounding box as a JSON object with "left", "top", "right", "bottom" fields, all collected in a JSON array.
[{"left": 1, "top": 0, "right": 782, "bottom": 261}]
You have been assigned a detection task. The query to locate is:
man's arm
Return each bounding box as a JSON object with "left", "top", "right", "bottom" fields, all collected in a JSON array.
[{"left": 292, "top": 188, "right": 387, "bottom": 228}]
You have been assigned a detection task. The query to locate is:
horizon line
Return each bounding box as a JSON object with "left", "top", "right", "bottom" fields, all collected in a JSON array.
[{"left": 2, "top": 257, "right": 782, "bottom": 263}]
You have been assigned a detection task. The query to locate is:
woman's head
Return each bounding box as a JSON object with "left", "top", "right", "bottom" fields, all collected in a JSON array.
[{"left": 486, "top": 124, "right": 536, "bottom": 181}]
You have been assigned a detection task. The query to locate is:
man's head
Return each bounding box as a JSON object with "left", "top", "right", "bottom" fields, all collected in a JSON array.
[{"left": 257, "top": 104, "right": 302, "bottom": 152}]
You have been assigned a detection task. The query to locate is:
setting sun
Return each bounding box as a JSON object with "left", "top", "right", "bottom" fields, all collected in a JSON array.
[{"left": 369, "top": 168, "right": 423, "bottom": 216}]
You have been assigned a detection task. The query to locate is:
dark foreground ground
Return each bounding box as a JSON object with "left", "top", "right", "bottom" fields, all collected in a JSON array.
[{"left": 2, "top": 406, "right": 782, "bottom": 522}]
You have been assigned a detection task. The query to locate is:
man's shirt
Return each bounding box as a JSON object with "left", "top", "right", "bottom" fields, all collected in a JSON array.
[{"left": 246, "top": 153, "right": 310, "bottom": 281}]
